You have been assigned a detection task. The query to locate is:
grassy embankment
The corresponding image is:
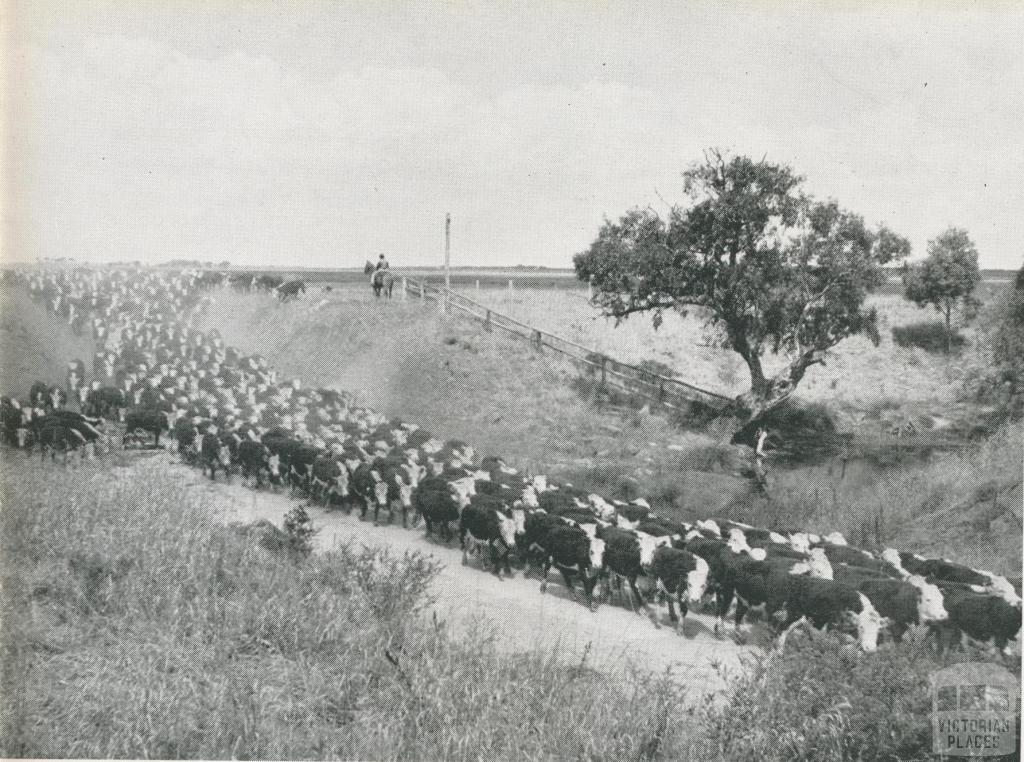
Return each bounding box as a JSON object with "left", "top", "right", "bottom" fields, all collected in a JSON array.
[
  {"left": 0, "top": 454, "right": 689, "bottom": 759},
  {"left": 201, "top": 287, "right": 1023, "bottom": 576}
]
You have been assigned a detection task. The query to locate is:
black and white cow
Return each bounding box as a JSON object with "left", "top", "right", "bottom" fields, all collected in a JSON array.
[
  {"left": 199, "top": 432, "right": 232, "bottom": 480},
  {"left": 649, "top": 546, "right": 710, "bottom": 634},
  {"left": 122, "top": 409, "right": 169, "bottom": 448},
  {"left": 237, "top": 440, "right": 281, "bottom": 488},
  {"left": 536, "top": 522, "right": 606, "bottom": 611},
  {"left": 459, "top": 499, "right": 518, "bottom": 579}
]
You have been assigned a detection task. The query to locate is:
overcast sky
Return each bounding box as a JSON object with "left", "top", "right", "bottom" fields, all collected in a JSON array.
[{"left": 3, "top": 1, "right": 1022, "bottom": 270}]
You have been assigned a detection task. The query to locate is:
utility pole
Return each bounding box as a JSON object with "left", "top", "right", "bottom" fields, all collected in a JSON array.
[{"left": 443, "top": 213, "right": 451, "bottom": 313}]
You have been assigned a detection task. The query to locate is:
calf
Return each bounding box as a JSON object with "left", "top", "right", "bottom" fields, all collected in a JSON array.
[
  {"left": 649, "top": 546, "right": 710, "bottom": 635},
  {"left": 537, "top": 523, "right": 606, "bottom": 611},
  {"left": 459, "top": 500, "right": 517, "bottom": 579}
]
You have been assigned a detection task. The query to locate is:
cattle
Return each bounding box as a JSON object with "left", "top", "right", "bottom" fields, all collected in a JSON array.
[
  {"left": 237, "top": 440, "right": 281, "bottom": 488},
  {"left": 414, "top": 479, "right": 462, "bottom": 541},
  {"left": 535, "top": 522, "right": 606, "bottom": 611},
  {"left": 352, "top": 462, "right": 390, "bottom": 523},
  {"left": 690, "top": 541, "right": 810, "bottom": 639},
  {"left": 459, "top": 500, "right": 517, "bottom": 579},
  {"left": 123, "top": 410, "right": 169, "bottom": 448},
  {"left": 276, "top": 280, "right": 306, "bottom": 301},
  {"left": 649, "top": 546, "right": 710, "bottom": 634},
  {"left": 83, "top": 384, "right": 127, "bottom": 420},
  {"left": 37, "top": 421, "right": 88, "bottom": 460},
  {"left": 597, "top": 526, "right": 656, "bottom": 616},
  {"left": 899, "top": 553, "right": 1020, "bottom": 605},
  {"left": 310, "top": 453, "right": 349, "bottom": 505},
  {"left": 770, "top": 575, "right": 885, "bottom": 653},
  {"left": 814, "top": 542, "right": 904, "bottom": 578},
  {"left": 932, "top": 587, "right": 1022, "bottom": 656},
  {"left": 852, "top": 575, "right": 949, "bottom": 642},
  {"left": 199, "top": 433, "right": 232, "bottom": 480}
]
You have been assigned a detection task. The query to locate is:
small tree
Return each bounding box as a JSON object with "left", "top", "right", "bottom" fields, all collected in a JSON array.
[
  {"left": 992, "top": 262, "right": 1024, "bottom": 402},
  {"left": 574, "top": 150, "right": 910, "bottom": 427},
  {"left": 902, "top": 227, "right": 981, "bottom": 352}
]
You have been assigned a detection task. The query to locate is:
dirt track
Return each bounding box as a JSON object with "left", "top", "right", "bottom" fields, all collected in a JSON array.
[{"left": 165, "top": 456, "right": 753, "bottom": 698}]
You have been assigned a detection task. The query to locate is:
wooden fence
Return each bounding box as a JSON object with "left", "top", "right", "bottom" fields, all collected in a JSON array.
[{"left": 402, "top": 276, "right": 732, "bottom": 411}]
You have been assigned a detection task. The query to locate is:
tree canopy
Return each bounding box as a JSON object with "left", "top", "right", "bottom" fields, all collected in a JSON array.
[
  {"left": 902, "top": 227, "right": 981, "bottom": 352},
  {"left": 574, "top": 150, "right": 910, "bottom": 423}
]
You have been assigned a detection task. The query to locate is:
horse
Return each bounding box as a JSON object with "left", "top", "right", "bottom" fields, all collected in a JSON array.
[{"left": 364, "top": 260, "right": 394, "bottom": 299}]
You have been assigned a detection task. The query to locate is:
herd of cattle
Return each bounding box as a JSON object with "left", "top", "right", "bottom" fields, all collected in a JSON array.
[{"left": 1, "top": 265, "right": 1021, "bottom": 657}]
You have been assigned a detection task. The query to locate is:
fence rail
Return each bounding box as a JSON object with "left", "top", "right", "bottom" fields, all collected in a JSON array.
[{"left": 402, "top": 276, "right": 732, "bottom": 411}]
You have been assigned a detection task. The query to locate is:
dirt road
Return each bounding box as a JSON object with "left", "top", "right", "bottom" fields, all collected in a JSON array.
[{"left": 167, "top": 457, "right": 753, "bottom": 699}]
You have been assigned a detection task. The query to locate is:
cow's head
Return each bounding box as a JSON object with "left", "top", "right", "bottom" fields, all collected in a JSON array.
[
  {"left": 392, "top": 474, "right": 413, "bottom": 508},
  {"left": 332, "top": 465, "right": 350, "bottom": 497},
  {"left": 588, "top": 537, "right": 606, "bottom": 571},
  {"left": 686, "top": 555, "right": 710, "bottom": 603},
  {"left": 510, "top": 507, "right": 526, "bottom": 537},
  {"left": 373, "top": 479, "right": 390, "bottom": 507},
  {"left": 851, "top": 593, "right": 883, "bottom": 653},
  {"left": 807, "top": 548, "right": 834, "bottom": 579},
  {"left": 15, "top": 428, "right": 29, "bottom": 448},
  {"left": 880, "top": 548, "right": 908, "bottom": 578},
  {"left": 267, "top": 453, "right": 281, "bottom": 479},
  {"left": 907, "top": 575, "right": 948, "bottom": 624},
  {"left": 788, "top": 532, "right": 812, "bottom": 554},
  {"left": 497, "top": 513, "right": 518, "bottom": 549}
]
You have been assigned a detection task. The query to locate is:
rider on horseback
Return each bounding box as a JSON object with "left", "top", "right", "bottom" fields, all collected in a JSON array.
[{"left": 372, "top": 254, "right": 390, "bottom": 287}]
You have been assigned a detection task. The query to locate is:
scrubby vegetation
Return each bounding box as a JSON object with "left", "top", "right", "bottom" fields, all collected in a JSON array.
[
  {"left": 688, "top": 628, "right": 1019, "bottom": 762},
  {"left": 0, "top": 455, "right": 690, "bottom": 760}
]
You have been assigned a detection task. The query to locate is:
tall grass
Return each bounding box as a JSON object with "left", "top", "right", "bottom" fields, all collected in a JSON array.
[
  {"left": 0, "top": 453, "right": 690, "bottom": 760},
  {"left": 686, "top": 627, "right": 1019, "bottom": 762}
]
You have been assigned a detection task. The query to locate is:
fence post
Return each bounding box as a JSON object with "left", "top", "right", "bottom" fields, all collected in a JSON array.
[
  {"left": 534, "top": 329, "right": 542, "bottom": 350},
  {"left": 476, "top": 279, "right": 480, "bottom": 292},
  {"left": 401, "top": 277, "right": 408, "bottom": 300},
  {"left": 420, "top": 282, "right": 425, "bottom": 302},
  {"left": 600, "top": 356, "right": 607, "bottom": 387},
  {"left": 659, "top": 378, "right": 666, "bottom": 402},
  {"left": 485, "top": 309, "right": 492, "bottom": 331}
]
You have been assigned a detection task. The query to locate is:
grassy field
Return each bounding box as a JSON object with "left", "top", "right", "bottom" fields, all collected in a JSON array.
[{"left": 467, "top": 280, "right": 1012, "bottom": 420}]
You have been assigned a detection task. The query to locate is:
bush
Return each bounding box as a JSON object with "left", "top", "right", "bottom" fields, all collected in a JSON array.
[
  {"left": 687, "top": 627, "right": 1019, "bottom": 762},
  {"left": 892, "top": 321, "right": 967, "bottom": 352}
]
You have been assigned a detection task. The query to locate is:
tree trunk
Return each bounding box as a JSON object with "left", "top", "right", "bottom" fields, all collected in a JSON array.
[
  {"left": 944, "top": 304, "right": 952, "bottom": 354},
  {"left": 727, "top": 349, "right": 827, "bottom": 434}
]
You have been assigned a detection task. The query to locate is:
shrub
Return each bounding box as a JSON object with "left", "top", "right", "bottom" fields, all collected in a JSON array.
[
  {"left": 687, "top": 627, "right": 1019, "bottom": 762},
  {"left": 282, "top": 504, "right": 319, "bottom": 557},
  {"left": 893, "top": 321, "right": 967, "bottom": 352}
]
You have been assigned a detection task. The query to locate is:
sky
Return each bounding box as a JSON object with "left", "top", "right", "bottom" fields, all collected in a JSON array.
[{"left": 3, "top": 1, "right": 1023, "bottom": 270}]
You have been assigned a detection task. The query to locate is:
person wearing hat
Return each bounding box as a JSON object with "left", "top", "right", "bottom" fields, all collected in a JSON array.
[{"left": 375, "top": 253, "right": 390, "bottom": 271}]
